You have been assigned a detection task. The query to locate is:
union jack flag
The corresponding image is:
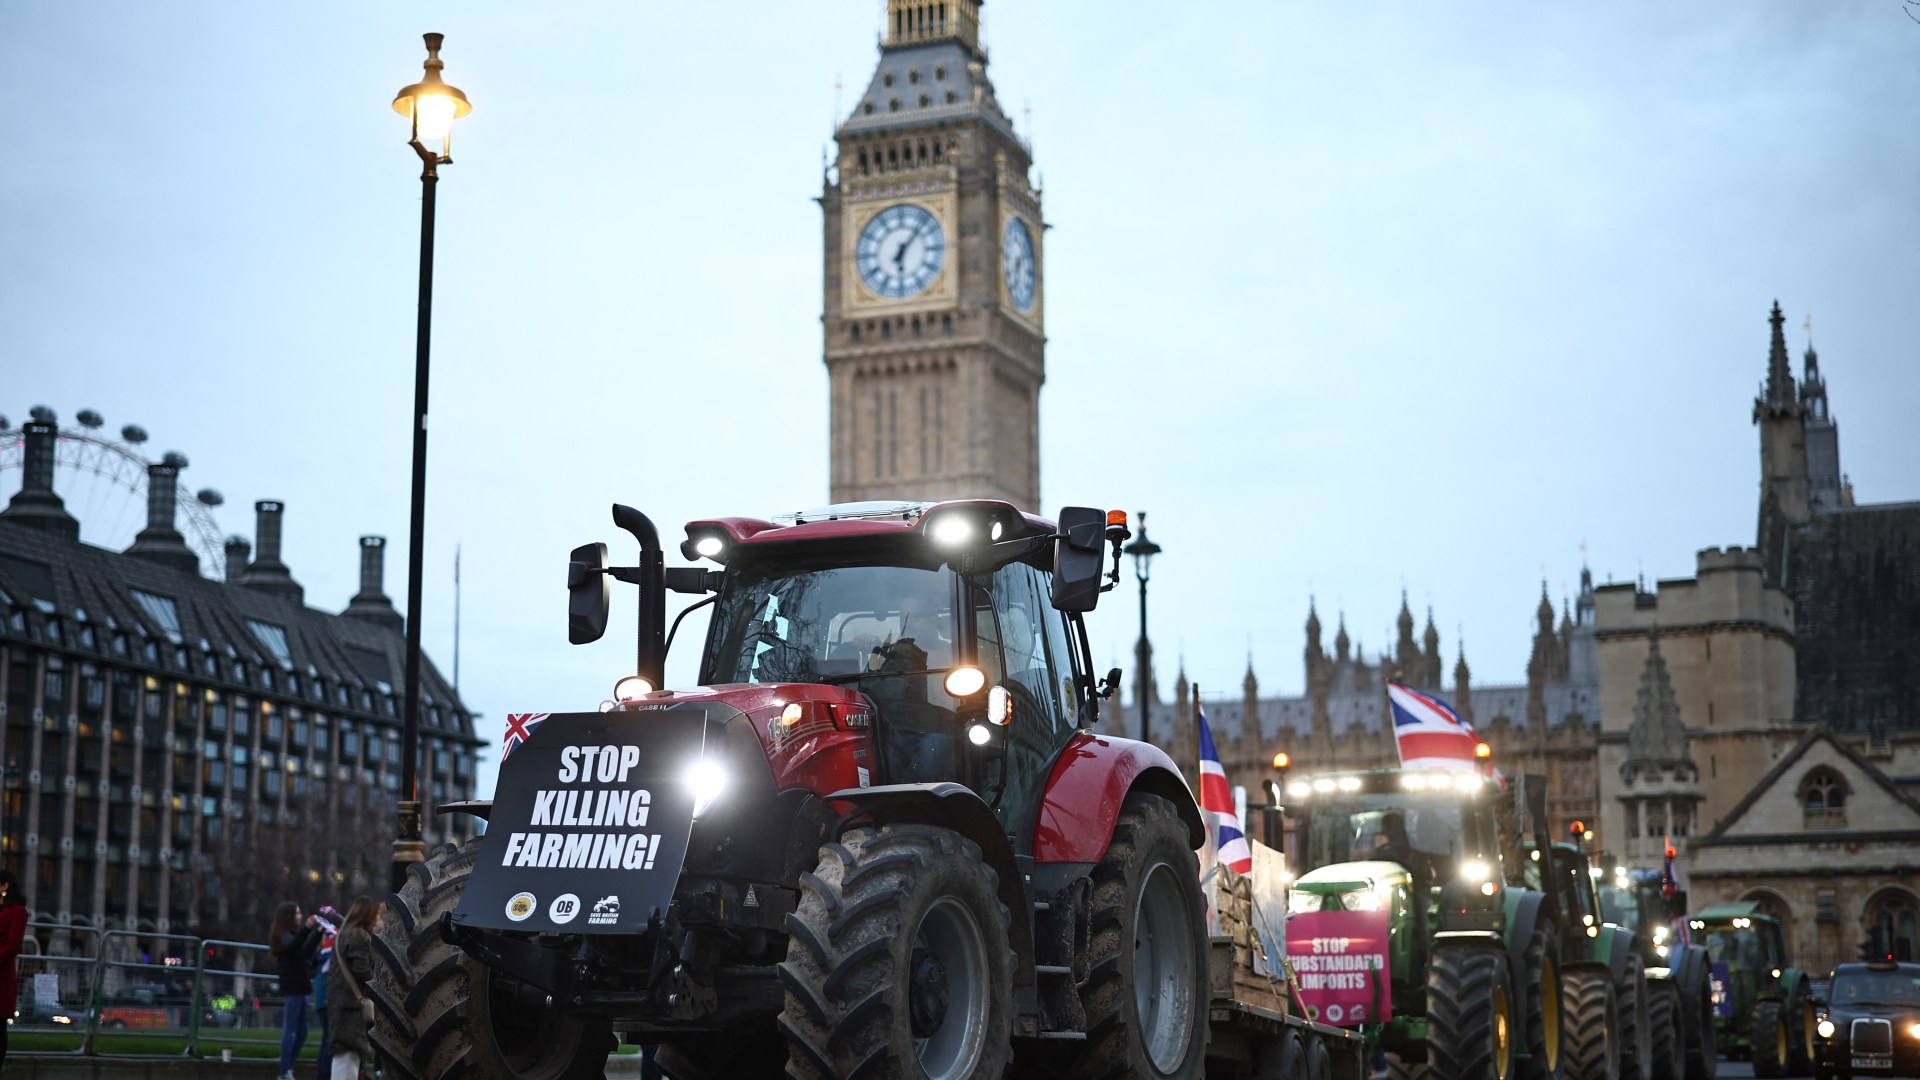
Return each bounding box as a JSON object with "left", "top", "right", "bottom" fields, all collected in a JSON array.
[
  {"left": 502, "top": 713, "right": 550, "bottom": 758},
  {"left": 1196, "top": 704, "right": 1252, "bottom": 875},
  {"left": 1386, "top": 682, "right": 1480, "bottom": 772}
]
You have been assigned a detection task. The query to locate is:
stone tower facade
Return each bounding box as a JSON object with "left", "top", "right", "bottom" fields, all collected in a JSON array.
[
  {"left": 1755, "top": 300, "right": 1811, "bottom": 581},
  {"left": 1616, "top": 628, "right": 1704, "bottom": 866},
  {"left": 821, "top": 0, "right": 1044, "bottom": 510}
]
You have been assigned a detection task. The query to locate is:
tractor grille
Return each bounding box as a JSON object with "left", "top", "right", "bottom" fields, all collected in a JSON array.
[{"left": 1851, "top": 1018, "right": 1893, "bottom": 1054}]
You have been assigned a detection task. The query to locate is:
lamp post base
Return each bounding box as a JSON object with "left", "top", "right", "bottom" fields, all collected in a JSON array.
[{"left": 392, "top": 800, "right": 427, "bottom": 892}]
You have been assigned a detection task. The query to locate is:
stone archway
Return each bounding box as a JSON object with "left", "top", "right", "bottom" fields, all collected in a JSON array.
[{"left": 1861, "top": 887, "right": 1919, "bottom": 963}]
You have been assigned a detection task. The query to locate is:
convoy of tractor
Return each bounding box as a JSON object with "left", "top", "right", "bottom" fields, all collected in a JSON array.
[{"left": 359, "top": 497, "right": 1799, "bottom": 1080}]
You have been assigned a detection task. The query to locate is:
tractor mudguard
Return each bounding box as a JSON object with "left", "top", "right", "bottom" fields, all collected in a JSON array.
[
  {"left": 1777, "top": 967, "right": 1806, "bottom": 1007},
  {"left": 1593, "top": 924, "right": 1633, "bottom": 980},
  {"left": 827, "top": 782, "right": 1036, "bottom": 978},
  {"left": 1031, "top": 733, "right": 1205, "bottom": 863}
]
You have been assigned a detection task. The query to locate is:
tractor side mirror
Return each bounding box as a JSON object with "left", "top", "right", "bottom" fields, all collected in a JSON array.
[
  {"left": 568, "top": 542, "right": 610, "bottom": 644},
  {"left": 1051, "top": 506, "right": 1106, "bottom": 612}
]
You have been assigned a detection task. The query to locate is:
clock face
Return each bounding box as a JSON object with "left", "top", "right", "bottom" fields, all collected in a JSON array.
[
  {"left": 1003, "top": 217, "right": 1036, "bottom": 312},
  {"left": 856, "top": 204, "right": 946, "bottom": 299}
]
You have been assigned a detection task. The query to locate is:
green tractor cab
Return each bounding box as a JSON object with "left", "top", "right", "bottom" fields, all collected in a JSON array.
[
  {"left": 1523, "top": 840, "right": 1648, "bottom": 1080},
  {"left": 1690, "top": 902, "right": 1813, "bottom": 1078},
  {"left": 1284, "top": 768, "right": 1564, "bottom": 1080}
]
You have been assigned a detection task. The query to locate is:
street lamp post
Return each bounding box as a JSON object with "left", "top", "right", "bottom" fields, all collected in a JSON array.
[
  {"left": 1122, "top": 512, "right": 1162, "bottom": 744},
  {"left": 390, "top": 33, "right": 471, "bottom": 892}
]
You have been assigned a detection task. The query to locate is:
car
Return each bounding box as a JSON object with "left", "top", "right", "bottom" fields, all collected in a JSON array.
[
  {"left": 1813, "top": 960, "right": 1920, "bottom": 1080},
  {"left": 16, "top": 998, "right": 79, "bottom": 1026}
]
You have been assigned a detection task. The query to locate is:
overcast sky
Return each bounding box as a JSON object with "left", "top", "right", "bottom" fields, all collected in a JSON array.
[{"left": 5, "top": 2, "right": 1917, "bottom": 798}]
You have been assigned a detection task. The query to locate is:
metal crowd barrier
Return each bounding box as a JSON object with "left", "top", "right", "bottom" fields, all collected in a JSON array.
[{"left": 10, "top": 920, "right": 311, "bottom": 1060}]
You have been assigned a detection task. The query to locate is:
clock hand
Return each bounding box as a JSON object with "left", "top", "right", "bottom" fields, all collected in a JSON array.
[{"left": 893, "top": 239, "right": 910, "bottom": 268}]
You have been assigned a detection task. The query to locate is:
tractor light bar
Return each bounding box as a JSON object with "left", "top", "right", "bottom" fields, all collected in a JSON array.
[{"left": 1288, "top": 781, "right": 1311, "bottom": 799}]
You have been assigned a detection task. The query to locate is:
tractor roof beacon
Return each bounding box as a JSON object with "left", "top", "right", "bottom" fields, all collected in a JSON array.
[{"left": 370, "top": 501, "right": 1264, "bottom": 1080}]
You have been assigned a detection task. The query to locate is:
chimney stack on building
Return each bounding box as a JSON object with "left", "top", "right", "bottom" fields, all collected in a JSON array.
[
  {"left": 343, "top": 535, "right": 404, "bottom": 631},
  {"left": 224, "top": 536, "right": 251, "bottom": 583},
  {"left": 0, "top": 407, "right": 80, "bottom": 540},
  {"left": 236, "top": 499, "right": 304, "bottom": 604},
  {"left": 124, "top": 453, "right": 200, "bottom": 575}
]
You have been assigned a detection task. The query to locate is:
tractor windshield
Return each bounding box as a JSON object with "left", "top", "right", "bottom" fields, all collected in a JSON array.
[
  {"left": 706, "top": 559, "right": 956, "bottom": 686},
  {"left": 1599, "top": 883, "right": 1643, "bottom": 933},
  {"left": 1301, "top": 791, "right": 1491, "bottom": 878},
  {"left": 1703, "top": 929, "right": 1762, "bottom": 970}
]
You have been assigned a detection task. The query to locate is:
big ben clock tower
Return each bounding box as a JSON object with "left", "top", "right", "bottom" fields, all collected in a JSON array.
[{"left": 822, "top": 0, "right": 1044, "bottom": 510}]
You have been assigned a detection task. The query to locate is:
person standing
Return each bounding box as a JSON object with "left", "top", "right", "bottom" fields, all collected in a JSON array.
[
  {"left": 269, "top": 901, "right": 321, "bottom": 1080},
  {"left": 326, "top": 897, "right": 383, "bottom": 1080},
  {"left": 0, "top": 870, "right": 27, "bottom": 1072},
  {"left": 309, "top": 904, "right": 341, "bottom": 1080}
]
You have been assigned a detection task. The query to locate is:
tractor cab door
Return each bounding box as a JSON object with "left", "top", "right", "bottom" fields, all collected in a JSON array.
[{"left": 968, "top": 559, "right": 1085, "bottom": 846}]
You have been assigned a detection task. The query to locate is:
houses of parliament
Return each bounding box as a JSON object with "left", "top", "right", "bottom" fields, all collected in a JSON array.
[{"left": 815, "top": 7, "right": 1920, "bottom": 967}]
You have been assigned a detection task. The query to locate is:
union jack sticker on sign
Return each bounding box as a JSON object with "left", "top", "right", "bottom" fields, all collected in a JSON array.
[{"left": 502, "top": 713, "right": 550, "bottom": 758}]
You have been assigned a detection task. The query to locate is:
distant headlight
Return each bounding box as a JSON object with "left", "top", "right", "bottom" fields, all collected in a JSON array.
[
  {"left": 1908, "top": 1022, "right": 1920, "bottom": 1040},
  {"left": 1460, "top": 860, "right": 1492, "bottom": 883},
  {"left": 1816, "top": 1019, "right": 1835, "bottom": 1038},
  {"left": 1289, "top": 889, "right": 1325, "bottom": 914},
  {"left": 1653, "top": 925, "right": 1669, "bottom": 944}
]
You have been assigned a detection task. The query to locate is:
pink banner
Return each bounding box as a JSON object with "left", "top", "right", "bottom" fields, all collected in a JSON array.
[{"left": 1285, "top": 909, "right": 1392, "bottom": 1026}]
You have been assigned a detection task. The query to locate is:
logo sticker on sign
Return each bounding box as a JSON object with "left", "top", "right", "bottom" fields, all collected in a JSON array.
[
  {"left": 505, "top": 892, "right": 537, "bottom": 922},
  {"left": 453, "top": 708, "right": 713, "bottom": 935}
]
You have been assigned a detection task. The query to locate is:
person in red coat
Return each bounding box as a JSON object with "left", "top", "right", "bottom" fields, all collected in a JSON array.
[{"left": 0, "top": 869, "right": 27, "bottom": 1071}]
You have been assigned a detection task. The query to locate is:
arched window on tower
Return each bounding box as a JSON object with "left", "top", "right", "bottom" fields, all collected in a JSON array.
[
  {"left": 1862, "top": 889, "right": 1919, "bottom": 963},
  {"left": 1801, "top": 767, "right": 1848, "bottom": 829}
]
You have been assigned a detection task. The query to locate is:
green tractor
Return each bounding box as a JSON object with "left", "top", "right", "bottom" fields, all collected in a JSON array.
[
  {"left": 1689, "top": 902, "right": 1814, "bottom": 1078},
  {"left": 1523, "top": 840, "right": 1648, "bottom": 1080},
  {"left": 1284, "top": 768, "right": 1566, "bottom": 1080},
  {"left": 1597, "top": 862, "right": 1717, "bottom": 1080}
]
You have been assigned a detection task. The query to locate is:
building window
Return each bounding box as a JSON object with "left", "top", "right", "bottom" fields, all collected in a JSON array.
[
  {"left": 129, "top": 590, "right": 181, "bottom": 641},
  {"left": 247, "top": 620, "right": 292, "bottom": 667},
  {"left": 1801, "top": 767, "right": 1848, "bottom": 829},
  {"left": 1862, "top": 889, "right": 1919, "bottom": 962}
]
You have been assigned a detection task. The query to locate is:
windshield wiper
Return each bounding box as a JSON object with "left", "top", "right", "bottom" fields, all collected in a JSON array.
[{"left": 816, "top": 668, "right": 947, "bottom": 685}]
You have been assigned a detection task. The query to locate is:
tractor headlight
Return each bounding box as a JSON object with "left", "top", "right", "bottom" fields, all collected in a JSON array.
[
  {"left": 931, "top": 515, "right": 974, "bottom": 547},
  {"left": 1460, "top": 860, "right": 1492, "bottom": 884},
  {"left": 1656, "top": 944, "right": 1669, "bottom": 958},
  {"left": 1817, "top": 1019, "right": 1835, "bottom": 1039},
  {"left": 1289, "top": 890, "right": 1325, "bottom": 914},
  {"left": 1771, "top": 968, "right": 1782, "bottom": 979},
  {"left": 1653, "top": 925, "right": 1669, "bottom": 944},
  {"left": 614, "top": 675, "right": 655, "bottom": 701},
  {"left": 1288, "top": 781, "right": 1312, "bottom": 799},
  {"left": 944, "top": 665, "right": 986, "bottom": 697},
  {"left": 685, "top": 757, "right": 727, "bottom": 819}
]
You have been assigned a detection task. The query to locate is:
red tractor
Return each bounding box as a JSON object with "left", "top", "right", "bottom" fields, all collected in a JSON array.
[{"left": 372, "top": 501, "right": 1215, "bottom": 1080}]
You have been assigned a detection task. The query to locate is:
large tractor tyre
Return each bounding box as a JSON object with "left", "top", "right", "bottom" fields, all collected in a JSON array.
[
  {"left": 779, "top": 823, "right": 1013, "bottom": 1080},
  {"left": 1619, "top": 955, "right": 1652, "bottom": 1080},
  {"left": 1517, "top": 919, "right": 1565, "bottom": 1080},
  {"left": 1060, "top": 793, "right": 1209, "bottom": 1080},
  {"left": 1561, "top": 969, "right": 1621, "bottom": 1080},
  {"left": 1751, "top": 1000, "right": 1789, "bottom": 1079},
  {"left": 652, "top": 1026, "right": 788, "bottom": 1080},
  {"left": 371, "top": 839, "right": 614, "bottom": 1080},
  {"left": 1646, "top": 981, "right": 1687, "bottom": 1080},
  {"left": 1427, "top": 944, "right": 1516, "bottom": 1080},
  {"left": 1681, "top": 977, "right": 1716, "bottom": 1080},
  {"left": 1787, "top": 985, "right": 1815, "bottom": 1077},
  {"left": 1254, "top": 1029, "right": 1305, "bottom": 1080}
]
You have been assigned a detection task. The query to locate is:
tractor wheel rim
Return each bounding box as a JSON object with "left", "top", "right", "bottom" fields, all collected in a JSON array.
[
  {"left": 1776, "top": 1018, "right": 1787, "bottom": 1063},
  {"left": 481, "top": 966, "right": 586, "bottom": 1078},
  {"left": 911, "top": 897, "right": 988, "bottom": 1080},
  {"left": 1134, "top": 860, "right": 1198, "bottom": 1073},
  {"left": 1495, "top": 981, "right": 1513, "bottom": 1080},
  {"left": 1542, "top": 956, "right": 1561, "bottom": 1070}
]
